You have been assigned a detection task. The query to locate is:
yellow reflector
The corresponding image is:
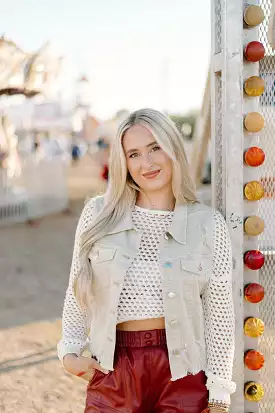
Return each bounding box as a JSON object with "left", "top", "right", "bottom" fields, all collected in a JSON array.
[
  {"left": 244, "top": 5, "right": 265, "bottom": 27},
  {"left": 244, "top": 112, "right": 265, "bottom": 132},
  {"left": 244, "top": 181, "right": 265, "bottom": 201},
  {"left": 244, "top": 76, "right": 265, "bottom": 97},
  {"left": 244, "top": 381, "right": 264, "bottom": 402},
  {"left": 244, "top": 216, "right": 265, "bottom": 236},
  {"left": 244, "top": 317, "right": 264, "bottom": 337}
]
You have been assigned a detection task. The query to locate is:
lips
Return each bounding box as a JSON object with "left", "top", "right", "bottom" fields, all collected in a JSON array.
[{"left": 142, "top": 170, "right": 160, "bottom": 179}]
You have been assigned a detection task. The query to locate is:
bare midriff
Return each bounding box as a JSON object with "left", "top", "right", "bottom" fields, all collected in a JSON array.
[{"left": 116, "top": 316, "right": 165, "bottom": 331}]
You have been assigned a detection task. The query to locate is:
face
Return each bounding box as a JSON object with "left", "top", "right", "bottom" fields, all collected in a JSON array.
[{"left": 122, "top": 124, "right": 173, "bottom": 193}]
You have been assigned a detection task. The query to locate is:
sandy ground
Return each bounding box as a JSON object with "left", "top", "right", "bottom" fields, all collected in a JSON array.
[{"left": 0, "top": 155, "right": 106, "bottom": 413}]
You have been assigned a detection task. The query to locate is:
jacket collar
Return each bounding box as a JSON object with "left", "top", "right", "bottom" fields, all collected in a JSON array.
[{"left": 107, "top": 202, "right": 188, "bottom": 244}]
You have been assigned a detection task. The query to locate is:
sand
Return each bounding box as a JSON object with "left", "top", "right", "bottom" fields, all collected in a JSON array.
[{"left": 0, "top": 154, "right": 106, "bottom": 412}]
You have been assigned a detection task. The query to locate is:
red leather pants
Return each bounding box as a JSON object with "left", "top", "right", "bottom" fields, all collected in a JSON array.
[{"left": 85, "top": 329, "right": 208, "bottom": 413}]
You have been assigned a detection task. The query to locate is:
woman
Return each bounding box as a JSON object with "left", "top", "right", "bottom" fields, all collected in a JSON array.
[{"left": 57, "top": 108, "right": 236, "bottom": 413}]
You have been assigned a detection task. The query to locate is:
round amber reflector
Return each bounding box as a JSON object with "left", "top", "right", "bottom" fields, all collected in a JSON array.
[
  {"left": 244, "top": 147, "right": 265, "bottom": 167},
  {"left": 244, "top": 5, "right": 265, "bottom": 27},
  {"left": 244, "top": 112, "right": 265, "bottom": 133},
  {"left": 244, "top": 216, "right": 265, "bottom": 236},
  {"left": 244, "top": 76, "right": 265, "bottom": 97},
  {"left": 244, "top": 350, "right": 265, "bottom": 370},
  {"left": 244, "top": 41, "right": 265, "bottom": 62},
  {"left": 244, "top": 317, "right": 265, "bottom": 338},
  {"left": 244, "top": 250, "right": 265, "bottom": 270},
  {"left": 244, "top": 283, "right": 265, "bottom": 303},
  {"left": 244, "top": 381, "right": 264, "bottom": 401},
  {"left": 244, "top": 181, "right": 265, "bottom": 201}
]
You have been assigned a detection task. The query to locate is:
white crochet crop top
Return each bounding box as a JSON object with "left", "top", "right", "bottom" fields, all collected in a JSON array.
[{"left": 117, "top": 205, "right": 173, "bottom": 323}]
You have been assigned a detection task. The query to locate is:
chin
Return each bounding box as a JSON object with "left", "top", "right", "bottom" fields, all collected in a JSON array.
[{"left": 141, "top": 180, "right": 169, "bottom": 192}]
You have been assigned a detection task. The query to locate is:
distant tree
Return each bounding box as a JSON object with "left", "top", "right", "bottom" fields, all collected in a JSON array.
[
  {"left": 113, "top": 109, "right": 130, "bottom": 121},
  {"left": 169, "top": 111, "right": 199, "bottom": 140}
]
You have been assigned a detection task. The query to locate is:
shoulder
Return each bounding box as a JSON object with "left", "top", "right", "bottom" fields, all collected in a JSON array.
[
  {"left": 76, "top": 195, "right": 105, "bottom": 233},
  {"left": 186, "top": 202, "right": 213, "bottom": 225},
  {"left": 84, "top": 194, "right": 105, "bottom": 213},
  {"left": 186, "top": 202, "right": 229, "bottom": 243}
]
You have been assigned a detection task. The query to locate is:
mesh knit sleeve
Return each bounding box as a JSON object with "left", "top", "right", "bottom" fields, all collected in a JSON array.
[
  {"left": 57, "top": 198, "right": 96, "bottom": 364},
  {"left": 202, "top": 211, "right": 236, "bottom": 404}
]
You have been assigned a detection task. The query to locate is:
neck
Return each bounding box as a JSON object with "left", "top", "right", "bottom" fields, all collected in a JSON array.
[{"left": 136, "top": 187, "right": 175, "bottom": 211}]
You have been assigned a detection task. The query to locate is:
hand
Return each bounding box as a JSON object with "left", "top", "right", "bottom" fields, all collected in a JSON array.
[{"left": 63, "top": 354, "right": 109, "bottom": 381}]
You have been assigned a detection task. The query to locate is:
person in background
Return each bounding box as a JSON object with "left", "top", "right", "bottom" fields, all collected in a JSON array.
[
  {"left": 71, "top": 142, "right": 81, "bottom": 163},
  {"left": 57, "top": 108, "right": 235, "bottom": 413},
  {"left": 97, "top": 135, "right": 111, "bottom": 182}
]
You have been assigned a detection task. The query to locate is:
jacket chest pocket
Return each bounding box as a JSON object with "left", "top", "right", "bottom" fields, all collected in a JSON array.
[
  {"left": 88, "top": 246, "right": 116, "bottom": 289},
  {"left": 180, "top": 256, "right": 212, "bottom": 293}
]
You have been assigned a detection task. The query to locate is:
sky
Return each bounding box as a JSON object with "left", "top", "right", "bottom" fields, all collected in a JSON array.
[{"left": 1, "top": 0, "right": 211, "bottom": 119}]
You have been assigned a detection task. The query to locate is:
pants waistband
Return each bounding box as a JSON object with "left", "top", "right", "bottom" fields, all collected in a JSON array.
[{"left": 116, "top": 329, "right": 167, "bottom": 347}]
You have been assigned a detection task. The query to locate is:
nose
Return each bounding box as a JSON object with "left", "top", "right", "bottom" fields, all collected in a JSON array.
[{"left": 141, "top": 153, "right": 153, "bottom": 169}]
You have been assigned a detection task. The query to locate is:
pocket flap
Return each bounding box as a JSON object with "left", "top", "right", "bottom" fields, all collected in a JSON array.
[
  {"left": 180, "top": 257, "right": 212, "bottom": 275},
  {"left": 89, "top": 247, "right": 116, "bottom": 263}
]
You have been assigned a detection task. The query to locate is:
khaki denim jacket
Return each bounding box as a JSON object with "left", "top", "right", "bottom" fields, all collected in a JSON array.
[{"left": 57, "top": 195, "right": 236, "bottom": 403}]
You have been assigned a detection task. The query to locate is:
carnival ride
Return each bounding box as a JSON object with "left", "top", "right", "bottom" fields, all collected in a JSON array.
[{"left": 0, "top": 36, "right": 66, "bottom": 224}]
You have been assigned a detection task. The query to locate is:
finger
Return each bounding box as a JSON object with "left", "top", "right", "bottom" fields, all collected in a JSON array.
[
  {"left": 78, "top": 371, "right": 95, "bottom": 381},
  {"left": 86, "top": 359, "right": 109, "bottom": 374},
  {"left": 77, "top": 356, "right": 109, "bottom": 374}
]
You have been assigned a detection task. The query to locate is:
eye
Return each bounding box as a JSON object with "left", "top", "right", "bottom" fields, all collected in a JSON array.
[
  {"left": 150, "top": 145, "right": 161, "bottom": 152},
  {"left": 129, "top": 152, "right": 139, "bottom": 158}
]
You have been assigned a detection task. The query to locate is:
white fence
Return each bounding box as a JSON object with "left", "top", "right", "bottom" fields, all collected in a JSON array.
[{"left": 0, "top": 158, "right": 68, "bottom": 225}]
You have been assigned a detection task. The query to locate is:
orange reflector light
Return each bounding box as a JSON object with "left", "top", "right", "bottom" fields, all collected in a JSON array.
[
  {"left": 244, "top": 317, "right": 265, "bottom": 337},
  {"left": 244, "top": 250, "right": 265, "bottom": 270},
  {"left": 244, "top": 76, "right": 265, "bottom": 96},
  {"left": 244, "top": 5, "right": 265, "bottom": 27},
  {"left": 244, "top": 283, "right": 265, "bottom": 303},
  {"left": 244, "top": 381, "right": 264, "bottom": 401},
  {"left": 244, "top": 147, "right": 265, "bottom": 167},
  {"left": 244, "top": 181, "right": 265, "bottom": 200},
  {"left": 244, "top": 350, "right": 265, "bottom": 370},
  {"left": 244, "top": 41, "right": 265, "bottom": 62}
]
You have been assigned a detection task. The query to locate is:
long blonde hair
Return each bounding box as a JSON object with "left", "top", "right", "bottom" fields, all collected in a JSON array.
[{"left": 75, "top": 108, "right": 198, "bottom": 309}]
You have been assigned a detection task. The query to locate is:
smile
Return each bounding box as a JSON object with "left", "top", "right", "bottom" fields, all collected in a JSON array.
[{"left": 142, "top": 170, "right": 161, "bottom": 179}]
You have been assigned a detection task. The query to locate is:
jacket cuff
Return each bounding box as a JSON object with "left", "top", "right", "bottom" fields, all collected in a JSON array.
[
  {"left": 57, "top": 341, "right": 88, "bottom": 366},
  {"left": 205, "top": 371, "right": 236, "bottom": 405},
  {"left": 208, "top": 385, "right": 231, "bottom": 404}
]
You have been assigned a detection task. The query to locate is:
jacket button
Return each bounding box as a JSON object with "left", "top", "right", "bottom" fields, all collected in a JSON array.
[
  {"left": 167, "top": 292, "right": 176, "bottom": 299},
  {"left": 172, "top": 349, "right": 181, "bottom": 357},
  {"left": 145, "top": 332, "right": 152, "bottom": 339},
  {"left": 146, "top": 340, "right": 152, "bottom": 346}
]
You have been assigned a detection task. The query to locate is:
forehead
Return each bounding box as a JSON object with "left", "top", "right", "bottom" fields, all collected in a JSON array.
[{"left": 122, "top": 124, "right": 155, "bottom": 151}]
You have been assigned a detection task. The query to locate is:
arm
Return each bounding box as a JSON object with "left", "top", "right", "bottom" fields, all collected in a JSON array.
[
  {"left": 57, "top": 198, "right": 96, "bottom": 365},
  {"left": 202, "top": 211, "right": 236, "bottom": 404}
]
